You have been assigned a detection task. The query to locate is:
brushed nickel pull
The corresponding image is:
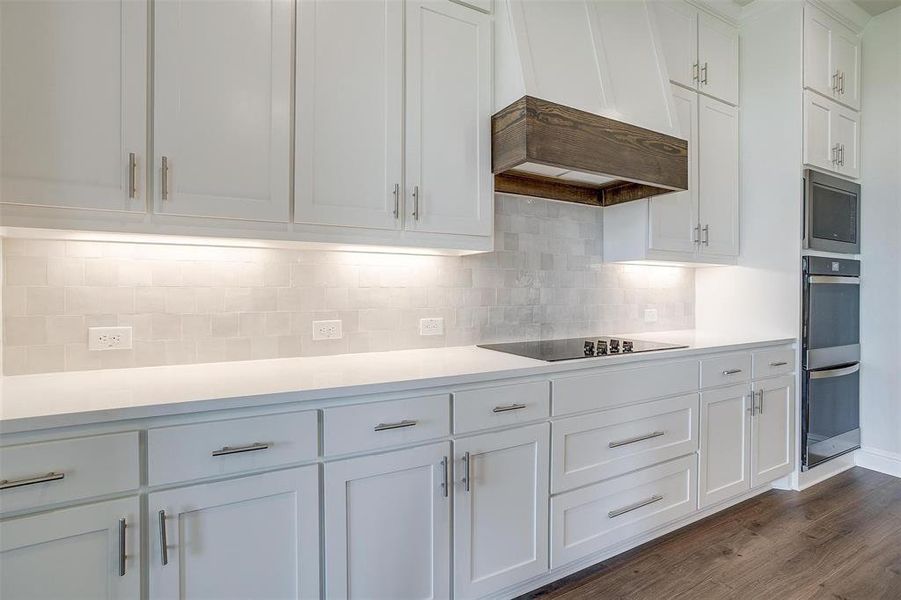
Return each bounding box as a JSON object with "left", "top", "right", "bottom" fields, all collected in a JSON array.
[
  {"left": 462, "top": 451, "right": 471, "bottom": 492},
  {"left": 748, "top": 393, "right": 757, "bottom": 416},
  {"left": 374, "top": 419, "right": 417, "bottom": 432},
  {"left": 832, "top": 71, "right": 840, "bottom": 93},
  {"left": 769, "top": 361, "right": 788, "bottom": 367},
  {"left": 493, "top": 403, "right": 527, "bottom": 413},
  {"left": 702, "top": 224, "right": 710, "bottom": 246},
  {"left": 608, "top": 494, "right": 663, "bottom": 519},
  {"left": 412, "top": 185, "right": 420, "bottom": 221},
  {"left": 128, "top": 153, "right": 137, "bottom": 199},
  {"left": 692, "top": 62, "right": 700, "bottom": 83},
  {"left": 440, "top": 456, "right": 449, "bottom": 498},
  {"left": 722, "top": 368, "right": 743, "bottom": 375},
  {"left": 701, "top": 62, "right": 708, "bottom": 85},
  {"left": 757, "top": 389, "right": 765, "bottom": 414},
  {"left": 832, "top": 144, "right": 839, "bottom": 165},
  {"left": 118, "top": 518, "right": 127, "bottom": 576},
  {"left": 161, "top": 156, "right": 169, "bottom": 200},
  {"left": 158, "top": 510, "right": 169, "bottom": 566},
  {"left": 840, "top": 144, "right": 846, "bottom": 166},
  {"left": 839, "top": 71, "right": 845, "bottom": 94},
  {"left": 693, "top": 224, "right": 701, "bottom": 245},
  {"left": 609, "top": 431, "right": 665, "bottom": 449},
  {"left": 0, "top": 471, "right": 65, "bottom": 490},
  {"left": 393, "top": 183, "right": 400, "bottom": 218},
  {"left": 211, "top": 442, "right": 271, "bottom": 457}
]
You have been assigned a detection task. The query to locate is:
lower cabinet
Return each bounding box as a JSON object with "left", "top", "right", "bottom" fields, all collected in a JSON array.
[
  {"left": 453, "top": 423, "right": 550, "bottom": 599},
  {"left": 751, "top": 376, "right": 795, "bottom": 487},
  {"left": 324, "top": 442, "right": 451, "bottom": 600},
  {"left": 0, "top": 497, "right": 140, "bottom": 599},
  {"left": 149, "top": 466, "right": 320, "bottom": 600}
]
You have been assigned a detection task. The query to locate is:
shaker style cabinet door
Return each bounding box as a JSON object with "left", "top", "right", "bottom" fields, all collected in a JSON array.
[
  {"left": 650, "top": 0, "right": 698, "bottom": 91},
  {"left": 0, "top": 0, "right": 146, "bottom": 212},
  {"left": 149, "top": 467, "right": 320, "bottom": 600},
  {"left": 697, "top": 12, "right": 739, "bottom": 106},
  {"left": 831, "top": 103, "right": 860, "bottom": 179},
  {"left": 295, "top": 0, "right": 404, "bottom": 230},
  {"left": 698, "top": 96, "right": 739, "bottom": 258},
  {"left": 154, "top": 0, "right": 292, "bottom": 221},
  {"left": 751, "top": 376, "right": 795, "bottom": 487},
  {"left": 405, "top": 0, "right": 493, "bottom": 237},
  {"left": 0, "top": 497, "right": 140, "bottom": 600},
  {"left": 699, "top": 384, "right": 751, "bottom": 508},
  {"left": 803, "top": 4, "right": 860, "bottom": 110}
]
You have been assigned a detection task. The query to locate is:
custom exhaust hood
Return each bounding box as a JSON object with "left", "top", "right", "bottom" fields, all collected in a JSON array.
[{"left": 492, "top": 0, "right": 688, "bottom": 207}]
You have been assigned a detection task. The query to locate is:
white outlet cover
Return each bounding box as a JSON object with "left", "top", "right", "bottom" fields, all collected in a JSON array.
[
  {"left": 88, "top": 326, "right": 133, "bottom": 351},
  {"left": 644, "top": 308, "right": 659, "bottom": 323},
  {"left": 419, "top": 317, "right": 445, "bottom": 336},
  {"left": 312, "top": 320, "right": 343, "bottom": 341}
]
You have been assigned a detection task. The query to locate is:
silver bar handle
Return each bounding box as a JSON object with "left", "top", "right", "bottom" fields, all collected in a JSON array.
[
  {"left": 840, "top": 144, "right": 845, "bottom": 166},
  {"left": 211, "top": 442, "right": 271, "bottom": 457},
  {"left": 609, "top": 430, "right": 665, "bottom": 449},
  {"left": 769, "top": 361, "right": 788, "bottom": 367},
  {"left": 722, "top": 368, "right": 743, "bottom": 376},
  {"left": 809, "top": 363, "right": 860, "bottom": 379},
  {"left": 393, "top": 183, "right": 400, "bottom": 218},
  {"left": 692, "top": 62, "right": 700, "bottom": 83},
  {"left": 840, "top": 71, "right": 845, "bottom": 94},
  {"left": 693, "top": 224, "right": 701, "bottom": 245},
  {"left": 462, "top": 451, "right": 471, "bottom": 492},
  {"left": 374, "top": 419, "right": 417, "bottom": 432},
  {"left": 748, "top": 393, "right": 756, "bottom": 416},
  {"left": 608, "top": 494, "right": 663, "bottom": 519},
  {"left": 809, "top": 275, "right": 859, "bottom": 285},
  {"left": 493, "top": 403, "right": 527, "bottom": 413},
  {"left": 161, "top": 156, "right": 169, "bottom": 201},
  {"left": 702, "top": 224, "right": 710, "bottom": 246},
  {"left": 832, "top": 144, "right": 839, "bottom": 164},
  {"left": 0, "top": 471, "right": 65, "bottom": 490},
  {"left": 128, "top": 153, "right": 137, "bottom": 199},
  {"left": 118, "top": 518, "right": 127, "bottom": 577},
  {"left": 158, "top": 510, "right": 169, "bottom": 566},
  {"left": 440, "top": 456, "right": 449, "bottom": 498},
  {"left": 412, "top": 185, "right": 420, "bottom": 220},
  {"left": 758, "top": 389, "right": 765, "bottom": 414},
  {"left": 701, "top": 62, "right": 708, "bottom": 84}
]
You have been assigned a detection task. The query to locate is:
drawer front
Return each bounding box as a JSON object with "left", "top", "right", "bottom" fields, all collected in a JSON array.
[
  {"left": 323, "top": 394, "right": 450, "bottom": 456},
  {"left": 700, "top": 353, "right": 752, "bottom": 388},
  {"left": 753, "top": 347, "right": 795, "bottom": 379},
  {"left": 148, "top": 411, "right": 318, "bottom": 486},
  {"left": 453, "top": 381, "right": 549, "bottom": 434},
  {"left": 552, "top": 361, "right": 698, "bottom": 416},
  {"left": 0, "top": 432, "right": 139, "bottom": 514},
  {"left": 550, "top": 455, "right": 697, "bottom": 568},
  {"left": 552, "top": 394, "right": 698, "bottom": 493}
]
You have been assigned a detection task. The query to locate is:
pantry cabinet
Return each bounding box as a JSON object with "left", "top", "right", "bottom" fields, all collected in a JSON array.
[
  {"left": 804, "top": 3, "right": 861, "bottom": 110},
  {"left": 149, "top": 467, "right": 320, "bottom": 600},
  {"left": 0, "top": 0, "right": 147, "bottom": 213},
  {"left": 803, "top": 90, "right": 860, "bottom": 179}
]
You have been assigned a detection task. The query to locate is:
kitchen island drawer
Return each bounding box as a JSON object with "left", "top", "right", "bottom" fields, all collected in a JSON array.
[
  {"left": 550, "top": 455, "right": 697, "bottom": 568},
  {"left": 323, "top": 394, "right": 450, "bottom": 456},
  {"left": 752, "top": 347, "right": 795, "bottom": 379},
  {"left": 453, "top": 380, "right": 549, "bottom": 434},
  {"left": 700, "top": 353, "right": 751, "bottom": 388},
  {"left": 551, "top": 394, "right": 698, "bottom": 493},
  {"left": 0, "top": 431, "right": 139, "bottom": 514},
  {"left": 148, "top": 411, "right": 318, "bottom": 486}
]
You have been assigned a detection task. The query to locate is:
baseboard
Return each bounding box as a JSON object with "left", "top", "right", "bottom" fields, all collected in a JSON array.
[{"left": 855, "top": 447, "right": 901, "bottom": 479}]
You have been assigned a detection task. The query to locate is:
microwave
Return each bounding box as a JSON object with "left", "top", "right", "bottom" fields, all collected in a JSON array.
[{"left": 803, "top": 170, "right": 861, "bottom": 254}]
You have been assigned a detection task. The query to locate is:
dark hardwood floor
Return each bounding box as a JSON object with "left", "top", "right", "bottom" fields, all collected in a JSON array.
[{"left": 521, "top": 468, "right": 901, "bottom": 600}]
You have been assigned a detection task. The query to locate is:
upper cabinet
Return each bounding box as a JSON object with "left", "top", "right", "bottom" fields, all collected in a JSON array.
[
  {"left": 154, "top": 0, "right": 293, "bottom": 222},
  {"left": 804, "top": 3, "right": 861, "bottom": 111},
  {"left": 0, "top": 0, "right": 147, "bottom": 213},
  {"left": 803, "top": 90, "right": 860, "bottom": 179},
  {"left": 697, "top": 96, "right": 740, "bottom": 257},
  {"left": 652, "top": 1, "right": 739, "bottom": 106}
]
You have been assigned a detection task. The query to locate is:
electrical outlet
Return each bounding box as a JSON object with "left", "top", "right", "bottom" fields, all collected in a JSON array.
[
  {"left": 88, "top": 326, "right": 133, "bottom": 351},
  {"left": 312, "top": 320, "right": 343, "bottom": 341},
  {"left": 419, "top": 317, "right": 444, "bottom": 336},
  {"left": 644, "top": 308, "right": 659, "bottom": 323}
]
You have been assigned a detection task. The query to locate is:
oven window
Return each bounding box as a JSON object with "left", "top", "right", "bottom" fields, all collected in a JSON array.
[
  {"left": 811, "top": 183, "right": 857, "bottom": 244},
  {"left": 808, "top": 282, "right": 860, "bottom": 350}
]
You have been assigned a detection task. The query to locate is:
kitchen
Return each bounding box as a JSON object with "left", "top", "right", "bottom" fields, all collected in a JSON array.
[{"left": 0, "top": 0, "right": 898, "bottom": 598}]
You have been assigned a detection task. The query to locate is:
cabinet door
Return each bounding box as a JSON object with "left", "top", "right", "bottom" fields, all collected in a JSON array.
[
  {"left": 295, "top": 0, "right": 404, "bottom": 230},
  {"left": 1, "top": 497, "right": 139, "bottom": 599},
  {"left": 454, "top": 423, "right": 549, "bottom": 599},
  {"left": 697, "top": 12, "right": 738, "bottom": 106},
  {"left": 149, "top": 466, "right": 320, "bottom": 600},
  {"left": 154, "top": 0, "right": 292, "bottom": 221},
  {"left": 405, "top": 0, "right": 493, "bottom": 237},
  {"left": 698, "top": 96, "right": 739, "bottom": 258},
  {"left": 649, "top": 85, "right": 699, "bottom": 255},
  {"left": 650, "top": 1, "right": 698, "bottom": 90},
  {"left": 804, "top": 90, "right": 836, "bottom": 172},
  {"left": 0, "top": 0, "right": 146, "bottom": 212},
  {"left": 751, "top": 376, "right": 795, "bottom": 487},
  {"left": 324, "top": 442, "right": 451, "bottom": 600},
  {"left": 832, "top": 103, "right": 860, "bottom": 179},
  {"left": 803, "top": 4, "right": 835, "bottom": 100},
  {"left": 699, "top": 384, "right": 751, "bottom": 508},
  {"left": 831, "top": 25, "right": 860, "bottom": 110}
]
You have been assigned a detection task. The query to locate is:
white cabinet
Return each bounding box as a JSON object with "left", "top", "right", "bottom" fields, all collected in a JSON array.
[
  {"left": 454, "top": 423, "right": 549, "bottom": 599},
  {"left": 699, "top": 384, "right": 751, "bottom": 508},
  {"left": 804, "top": 4, "right": 860, "bottom": 110},
  {"left": 698, "top": 95, "right": 740, "bottom": 257},
  {"left": 0, "top": 0, "right": 146, "bottom": 212},
  {"left": 803, "top": 90, "right": 860, "bottom": 178},
  {"left": 652, "top": 1, "right": 738, "bottom": 106},
  {"left": 324, "top": 443, "right": 451, "bottom": 600},
  {"left": 154, "top": 0, "right": 292, "bottom": 221},
  {"left": 751, "top": 376, "right": 795, "bottom": 487},
  {"left": 149, "top": 467, "right": 320, "bottom": 600},
  {"left": 1, "top": 497, "right": 140, "bottom": 599}
]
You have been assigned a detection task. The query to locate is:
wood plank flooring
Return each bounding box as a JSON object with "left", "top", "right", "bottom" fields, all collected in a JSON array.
[{"left": 520, "top": 468, "right": 901, "bottom": 600}]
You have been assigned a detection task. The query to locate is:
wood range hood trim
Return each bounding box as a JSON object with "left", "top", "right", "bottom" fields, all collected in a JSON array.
[{"left": 492, "top": 96, "right": 689, "bottom": 207}]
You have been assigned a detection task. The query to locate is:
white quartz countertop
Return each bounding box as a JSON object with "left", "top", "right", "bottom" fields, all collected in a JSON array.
[{"left": 0, "top": 330, "right": 795, "bottom": 434}]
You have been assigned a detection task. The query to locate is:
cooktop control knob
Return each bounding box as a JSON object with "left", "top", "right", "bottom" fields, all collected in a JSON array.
[
  {"left": 584, "top": 341, "right": 595, "bottom": 356},
  {"left": 609, "top": 338, "right": 620, "bottom": 353},
  {"left": 596, "top": 340, "right": 608, "bottom": 355},
  {"left": 623, "top": 340, "right": 634, "bottom": 353}
]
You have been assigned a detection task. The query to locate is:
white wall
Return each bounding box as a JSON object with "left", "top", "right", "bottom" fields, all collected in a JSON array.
[{"left": 859, "top": 7, "right": 901, "bottom": 457}]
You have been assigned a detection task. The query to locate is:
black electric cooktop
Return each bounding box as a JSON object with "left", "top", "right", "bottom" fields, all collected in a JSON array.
[{"left": 478, "top": 336, "right": 687, "bottom": 362}]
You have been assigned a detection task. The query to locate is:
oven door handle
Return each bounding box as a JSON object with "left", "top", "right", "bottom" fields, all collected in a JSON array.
[
  {"left": 809, "top": 363, "right": 860, "bottom": 379},
  {"left": 808, "top": 276, "right": 859, "bottom": 285}
]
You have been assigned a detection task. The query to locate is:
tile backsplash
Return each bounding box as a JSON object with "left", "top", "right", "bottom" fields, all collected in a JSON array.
[{"left": 2, "top": 196, "right": 694, "bottom": 375}]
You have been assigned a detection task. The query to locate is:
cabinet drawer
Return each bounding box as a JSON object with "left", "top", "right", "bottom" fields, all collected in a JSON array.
[
  {"left": 552, "top": 361, "right": 698, "bottom": 416},
  {"left": 753, "top": 347, "right": 795, "bottom": 379},
  {"left": 550, "top": 455, "right": 697, "bottom": 568},
  {"left": 453, "top": 381, "right": 549, "bottom": 434},
  {"left": 148, "top": 411, "right": 318, "bottom": 486},
  {"left": 323, "top": 395, "right": 450, "bottom": 456},
  {"left": 551, "top": 394, "right": 698, "bottom": 493},
  {"left": 700, "top": 353, "right": 751, "bottom": 388},
  {"left": 0, "top": 432, "right": 139, "bottom": 514}
]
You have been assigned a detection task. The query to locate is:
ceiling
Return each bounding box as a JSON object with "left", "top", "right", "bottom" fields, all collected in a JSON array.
[{"left": 733, "top": 0, "right": 901, "bottom": 15}]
